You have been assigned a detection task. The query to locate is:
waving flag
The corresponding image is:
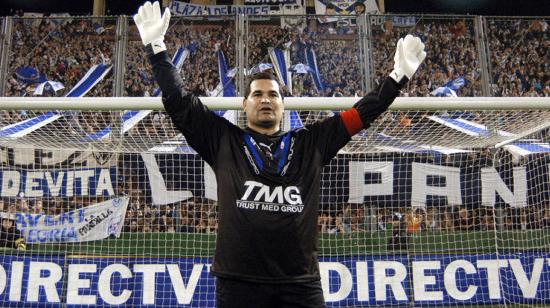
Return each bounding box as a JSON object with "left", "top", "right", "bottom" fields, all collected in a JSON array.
[
  {"left": 15, "top": 66, "right": 39, "bottom": 83},
  {"left": 268, "top": 47, "right": 292, "bottom": 94},
  {"left": 290, "top": 63, "right": 314, "bottom": 74},
  {"left": 85, "top": 47, "right": 189, "bottom": 141},
  {"left": 305, "top": 47, "right": 325, "bottom": 93},
  {"left": 34, "top": 80, "right": 65, "bottom": 95},
  {"left": 216, "top": 48, "right": 236, "bottom": 97},
  {"left": 431, "top": 76, "right": 467, "bottom": 97},
  {"left": 1, "top": 63, "right": 112, "bottom": 139},
  {"left": 65, "top": 63, "right": 112, "bottom": 97},
  {"left": 248, "top": 63, "right": 273, "bottom": 76},
  {"left": 431, "top": 86, "right": 457, "bottom": 97}
]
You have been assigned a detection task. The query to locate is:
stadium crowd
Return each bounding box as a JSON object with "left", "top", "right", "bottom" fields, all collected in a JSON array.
[
  {"left": 6, "top": 18, "right": 115, "bottom": 97},
  {"left": 3, "top": 15, "right": 548, "bottom": 101},
  {"left": 487, "top": 19, "right": 550, "bottom": 97},
  {"left": 1, "top": 14, "right": 546, "bottom": 139},
  {"left": 1, "top": 193, "right": 549, "bottom": 236}
]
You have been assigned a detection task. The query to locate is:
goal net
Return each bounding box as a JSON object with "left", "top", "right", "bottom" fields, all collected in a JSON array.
[
  {"left": 0, "top": 96, "right": 549, "bottom": 307},
  {"left": 0, "top": 11, "right": 548, "bottom": 308}
]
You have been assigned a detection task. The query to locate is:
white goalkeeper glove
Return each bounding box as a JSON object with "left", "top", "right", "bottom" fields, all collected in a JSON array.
[
  {"left": 133, "top": 1, "right": 171, "bottom": 54},
  {"left": 389, "top": 34, "right": 427, "bottom": 84}
]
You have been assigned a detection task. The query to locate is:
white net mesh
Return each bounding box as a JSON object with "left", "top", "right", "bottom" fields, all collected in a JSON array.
[{"left": 1, "top": 97, "right": 549, "bottom": 307}]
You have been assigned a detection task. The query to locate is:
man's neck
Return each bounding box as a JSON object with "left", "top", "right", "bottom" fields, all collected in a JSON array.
[{"left": 246, "top": 124, "right": 281, "bottom": 136}]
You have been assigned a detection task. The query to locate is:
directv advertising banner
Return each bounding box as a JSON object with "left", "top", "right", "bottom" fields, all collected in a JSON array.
[{"left": 0, "top": 253, "right": 548, "bottom": 307}]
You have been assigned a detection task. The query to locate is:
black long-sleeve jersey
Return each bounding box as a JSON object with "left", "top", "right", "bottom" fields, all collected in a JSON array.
[{"left": 149, "top": 49, "right": 401, "bottom": 283}]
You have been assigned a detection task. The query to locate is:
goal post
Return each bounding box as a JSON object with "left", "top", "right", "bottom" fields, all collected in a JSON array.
[
  {"left": 1, "top": 96, "right": 549, "bottom": 110},
  {"left": 0, "top": 96, "right": 549, "bottom": 307}
]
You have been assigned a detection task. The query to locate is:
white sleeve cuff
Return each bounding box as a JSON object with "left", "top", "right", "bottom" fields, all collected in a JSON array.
[{"left": 150, "top": 38, "right": 167, "bottom": 55}]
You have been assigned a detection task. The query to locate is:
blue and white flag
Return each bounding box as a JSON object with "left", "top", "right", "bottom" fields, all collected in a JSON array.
[
  {"left": 0, "top": 112, "right": 63, "bottom": 138},
  {"left": 373, "top": 133, "right": 467, "bottom": 154},
  {"left": 268, "top": 47, "right": 292, "bottom": 94},
  {"left": 428, "top": 116, "right": 515, "bottom": 137},
  {"left": 15, "top": 66, "right": 39, "bottom": 84},
  {"left": 431, "top": 86, "right": 457, "bottom": 97},
  {"left": 148, "top": 135, "right": 198, "bottom": 154},
  {"left": 216, "top": 48, "right": 236, "bottom": 97},
  {"left": 305, "top": 47, "right": 325, "bottom": 93},
  {"left": 85, "top": 48, "right": 188, "bottom": 141},
  {"left": 248, "top": 63, "right": 273, "bottom": 76},
  {"left": 92, "top": 22, "right": 105, "bottom": 34},
  {"left": 504, "top": 142, "right": 550, "bottom": 157},
  {"left": 1, "top": 64, "right": 112, "bottom": 139},
  {"left": 446, "top": 76, "right": 466, "bottom": 91},
  {"left": 34, "top": 80, "right": 65, "bottom": 95},
  {"left": 289, "top": 111, "right": 304, "bottom": 130},
  {"left": 14, "top": 197, "right": 129, "bottom": 243},
  {"left": 65, "top": 63, "right": 112, "bottom": 97},
  {"left": 431, "top": 76, "right": 466, "bottom": 97},
  {"left": 289, "top": 63, "right": 314, "bottom": 74}
]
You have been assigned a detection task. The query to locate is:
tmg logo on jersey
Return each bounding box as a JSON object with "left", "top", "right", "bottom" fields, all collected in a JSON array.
[{"left": 236, "top": 180, "right": 304, "bottom": 213}]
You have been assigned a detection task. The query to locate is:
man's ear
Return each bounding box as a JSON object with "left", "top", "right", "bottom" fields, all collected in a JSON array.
[{"left": 242, "top": 98, "right": 247, "bottom": 109}]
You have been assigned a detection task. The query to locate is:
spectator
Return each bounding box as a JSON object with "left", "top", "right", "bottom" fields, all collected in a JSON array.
[
  {"left": 388, "top": 212, "right": 407, "bottom": 250},
  {"left": 0, "top": 214, "right": 26, "bottom": 250},
  {"left": 457, "top": 206, "right": 474, "bottom": 231},
  {"left": 426, "top": 207, "right": 439, "bottom": 231}
]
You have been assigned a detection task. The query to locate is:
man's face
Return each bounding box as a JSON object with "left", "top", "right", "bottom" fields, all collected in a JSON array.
[
  {"left": 2, "top": 219, "right": 13, "bottom": 230},
  {"left": 243, "top": 79, "right": 284, "bottom": 131}
]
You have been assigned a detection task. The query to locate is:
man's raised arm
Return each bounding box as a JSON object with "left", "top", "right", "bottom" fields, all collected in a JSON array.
[
  {"left": 133, "top": 1, "right": 224, "bottom": 165},
  {"left": 133, "top": 1, "right": 188, "bottom": 102},
  {"left": 340, "top": 35, "right": 427, "bottom": 136}
]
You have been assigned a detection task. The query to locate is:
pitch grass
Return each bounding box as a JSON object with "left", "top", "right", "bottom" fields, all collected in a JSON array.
[{"left": 21, "top": 229, "right": 550, "bottom": 257}]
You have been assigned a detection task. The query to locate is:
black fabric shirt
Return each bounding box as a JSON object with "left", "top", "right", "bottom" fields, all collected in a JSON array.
[
  {"left": 0, "top": 226, "right": 25, "bottom": 250},
  {"left": 149, "top": 50, "right": 400, "bottom": 283}
]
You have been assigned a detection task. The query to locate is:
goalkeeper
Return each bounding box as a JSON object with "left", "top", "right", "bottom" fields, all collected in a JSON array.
[{"left": 134, "top": 2, "right": 425, "bottom": 307}]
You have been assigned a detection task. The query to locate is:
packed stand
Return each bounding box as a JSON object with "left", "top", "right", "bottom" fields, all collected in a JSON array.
[
  {"left": 7, "top": 18, "right": 115, "bottom": 97},
  {"left": 486, "top": 18, "right": 550, "bottom": 97},
  {"left": 4, "top": 17, "right": 115, "bottom": 132},
  {"left": 371, "top": 17, "right": 482, "bottom": 97}
]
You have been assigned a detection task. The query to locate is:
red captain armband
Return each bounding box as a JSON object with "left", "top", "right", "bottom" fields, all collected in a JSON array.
[{"left": 340, "top": 108, "right": 364, "bottom": 136}]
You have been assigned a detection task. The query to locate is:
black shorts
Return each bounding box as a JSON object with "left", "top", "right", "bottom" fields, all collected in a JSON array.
[{"left": 216, "top": 277, "right": 327, "bottom": 308}]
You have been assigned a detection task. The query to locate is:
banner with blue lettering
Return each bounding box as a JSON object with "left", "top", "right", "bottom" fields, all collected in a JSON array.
[
  {"left": 170, "top": 0, "right": 269, "bottom": 16},
  {"left": 244, "top": 0, "right": 296, "bottom": 4},
  {"left": 12, "top": 197, "right": 129, "bottom": 243},
  {"left": 0, "top": 253, "right": 548, "bottom": 306}
]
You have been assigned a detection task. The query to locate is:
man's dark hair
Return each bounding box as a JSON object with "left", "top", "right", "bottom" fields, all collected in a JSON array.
[
  {"left": 354, "top": 2, "right": 365, "bottom": 13},
  {"left": 244, "top": 72, "right": 283, "bottom": 99}
]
